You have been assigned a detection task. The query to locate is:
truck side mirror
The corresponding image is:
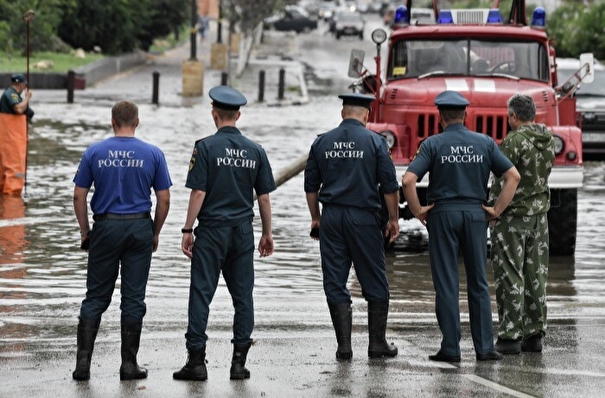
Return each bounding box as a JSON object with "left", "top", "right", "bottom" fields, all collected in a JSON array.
[
  {"left": 579, "top": 53, "right": 595, "bottom": 84},
  {"left": 348, "top": 49, "right": 365, "bottom": 78}
]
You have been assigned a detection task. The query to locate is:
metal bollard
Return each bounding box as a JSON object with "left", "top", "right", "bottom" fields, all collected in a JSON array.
[
  {"left": 258, "top": 70, "right": 265, "bottom": 103},
  {"left": 221, "top": 71, "right": 229, "bottom": 85},
  {"left": 67, "top": 70, "right": 75, "bottom": 104},
  {"left": 152, "top": 71, "right": 160, "bottom": 105},
  {"left": 278, "top": 68, "right": 285, "bottom": 100}
]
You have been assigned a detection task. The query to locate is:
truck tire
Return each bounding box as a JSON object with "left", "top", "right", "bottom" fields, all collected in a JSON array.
[{"left": 547, "top": 188, "right": 577, "bottom": 256}]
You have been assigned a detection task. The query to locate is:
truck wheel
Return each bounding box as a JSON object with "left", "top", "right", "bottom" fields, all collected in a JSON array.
[{"left": 548, "top": 188, "right": 577, "bottom": 256}]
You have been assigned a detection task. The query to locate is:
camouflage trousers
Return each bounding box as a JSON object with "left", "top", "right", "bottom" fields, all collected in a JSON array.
[{"left": 489, "top": 213, "right": 548, "bottom": 340}]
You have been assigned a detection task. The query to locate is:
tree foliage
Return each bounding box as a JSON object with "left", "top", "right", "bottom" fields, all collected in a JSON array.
[
  {"left": 0, "top": 0, "right": 74, "bottom": 55},
  {"left": 547, "top": 2, "right": 605, "bottom": 60},
  {"left": 0, "top": 0, "right": 188, "bottom": 55},
  {"left": 57, "top": 0, "right": 189, "bottom": 54}
]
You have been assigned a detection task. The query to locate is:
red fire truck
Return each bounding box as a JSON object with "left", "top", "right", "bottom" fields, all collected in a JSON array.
[{"left": 350, "top": 0, "right": 594, "bottom": 255}]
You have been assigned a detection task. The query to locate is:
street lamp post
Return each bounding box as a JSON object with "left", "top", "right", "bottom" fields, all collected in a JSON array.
[
  {"left": 190, "top": 0, "right": 197, "bottom": 60},
  {"left": 217, "top": 1, "right": 222, "bottom": 44},
  {"left": 22, "top": 9, "right": 35, "bottom": 196}
]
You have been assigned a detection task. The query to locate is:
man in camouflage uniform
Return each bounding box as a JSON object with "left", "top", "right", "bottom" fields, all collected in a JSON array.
[{"left": 488, "top": 93, "right": 556, "bottom": 355}]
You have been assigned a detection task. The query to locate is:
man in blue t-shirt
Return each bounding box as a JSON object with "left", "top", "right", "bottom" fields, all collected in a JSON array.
[
  {"left": 402, "top": 90, "right": 520, "bottom": 363},
  {"left": 173, "top": 86, "right": 275, "bottom": 382},
  {"left": 72, "top": 100, "right": 172, "bottom": 381}
]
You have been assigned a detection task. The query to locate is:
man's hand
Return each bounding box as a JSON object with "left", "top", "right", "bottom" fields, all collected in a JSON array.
[
  {"left": 181, "top": 233, "right": 194, "bottom": 258},
  {"left": 482, "top": 204, "right": 500, "bottom": 221},
  {"left": 384, "top": 219, "right": 400, "bottom": 244},
  {"left": 414, "top": 203, "right": 435, "bottom": 226},
  {"left": 258, "top": 234, "right": 274, "bottom": 257},
  {"left": 80, "top": 236, "right": 90, "bottom": 251},
  {"left": 309, "top": 220, "right": 320, "bottom": 241}
]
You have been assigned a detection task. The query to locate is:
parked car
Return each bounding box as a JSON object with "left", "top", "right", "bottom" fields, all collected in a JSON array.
[
  {"left": 557, "top": 58, "right": 605, "bottom": 158},
  {"left": 264, "top": 6, "right": 318, "bottom": 33},
  {"left": 332, "top": 11, "right": 365, "bottom": 40}
]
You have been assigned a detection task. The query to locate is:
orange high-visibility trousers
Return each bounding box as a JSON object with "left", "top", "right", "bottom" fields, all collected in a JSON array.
[{"left": 0, "top": 113, "right": 27, "bottom": 196}]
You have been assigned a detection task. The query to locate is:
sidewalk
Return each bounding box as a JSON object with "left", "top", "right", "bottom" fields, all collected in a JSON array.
[{"left": 32, "top": 26, "right": 308, "bottom": 110}]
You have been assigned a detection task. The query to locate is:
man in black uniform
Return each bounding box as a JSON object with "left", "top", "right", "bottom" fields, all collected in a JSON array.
[
  {"left": 304, "top": 93, "right": 400, "bottom": 361},
  {"left": 402, "top": 90, "right": 520, "bottom": 362},
  {"left": 174, "top": 86, "right": 276, "bottom": 381}
]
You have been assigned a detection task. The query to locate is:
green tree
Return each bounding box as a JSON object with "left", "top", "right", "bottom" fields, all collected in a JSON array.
[
  {"left": 0, "top": 0, "right": 74, "bottom": 54},
  {"left": 57, "top": 1, "right": 150, "bottom": 54},
  {"left": 57, "top": 0, "right": 188, "bottom": 54},
  {"left": 547, "top": 3, "right": 605, "bottom": 60},
  {"left": 137, "top": 0, "right": 189, "bottom": 51}
]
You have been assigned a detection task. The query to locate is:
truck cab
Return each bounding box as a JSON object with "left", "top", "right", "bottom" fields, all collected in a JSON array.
[{"left": 352, "top": 1, "right": 594, "bottom": 255}]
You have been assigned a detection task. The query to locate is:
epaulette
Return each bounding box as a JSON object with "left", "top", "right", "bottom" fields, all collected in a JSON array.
[{"left": 195, "top": 136, "right": 212, "bottom": 145}]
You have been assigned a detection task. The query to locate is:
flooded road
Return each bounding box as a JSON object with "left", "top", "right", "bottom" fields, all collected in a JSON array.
[
  {"left": 2, "top": 15, "right": 605, "bottom": 397},
  {"left": 2, "top": 86, "right": 605, "bottom": 349}
]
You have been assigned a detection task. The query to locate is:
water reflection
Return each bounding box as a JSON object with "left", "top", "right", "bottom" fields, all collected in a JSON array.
[
  {"left": 0, "top": 195, "right": 28, "bottom": 354},
  {"left": 0, "top": 195, "right": 27, "bottom": 268}
]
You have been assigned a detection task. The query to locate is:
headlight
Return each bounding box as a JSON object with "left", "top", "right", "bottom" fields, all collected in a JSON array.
[
  {"left": 380, "top": 131, "right": 396, "bottom": 148},
  {"left": 553, "top": 135, "right": 564, "bottom": 155}
]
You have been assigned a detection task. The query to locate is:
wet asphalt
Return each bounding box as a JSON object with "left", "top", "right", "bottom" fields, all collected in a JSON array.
[{"left": 3, "top": 19, "right": 605, "bottom": 398}]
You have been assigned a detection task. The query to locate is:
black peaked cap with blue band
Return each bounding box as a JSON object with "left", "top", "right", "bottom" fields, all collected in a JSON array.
[
  {"left": 209, "top": 85, "right": 247, "bottom": 111},
  {"left": 338, "top": 93, "right": 375, "bottom": 110},
  {"left": 434, "top": 90, "right": 470, "bottom": 110},
  {"left": 11, "top": 73, "right": 27, "bottom": 84}
]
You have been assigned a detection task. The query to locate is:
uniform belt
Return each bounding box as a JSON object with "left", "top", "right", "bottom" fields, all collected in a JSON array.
[{"left": 93, "top": 212, "right": 150, "bottom": 221}]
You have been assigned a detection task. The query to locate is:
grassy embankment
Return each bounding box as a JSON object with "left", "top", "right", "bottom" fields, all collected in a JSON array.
[
  {"left": 0, "top": 51, "right": 104, "bottom": 73},
  {"left": 0, "top": 26, "right": 189, "bottom": 73}
]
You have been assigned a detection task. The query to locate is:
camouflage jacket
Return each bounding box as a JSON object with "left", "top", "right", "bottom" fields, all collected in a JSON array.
[{"left": 489, "top": 123, "right": 556, "bottom": 216}]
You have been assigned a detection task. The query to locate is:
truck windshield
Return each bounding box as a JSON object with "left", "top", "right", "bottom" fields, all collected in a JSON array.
[{"left": 388, "top": 39, "right": 549, "bottom": 81}]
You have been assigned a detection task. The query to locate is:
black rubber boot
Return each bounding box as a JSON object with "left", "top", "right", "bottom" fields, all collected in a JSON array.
[
  {"left": 173, "top": 348, "right": 208, "bottom": 381},
  {"left": 367, "top": 301, "right": 398, "bottom": 358},
  {"left": 328, "top": 301, "right": 353, "bottom": 360},
  {"left": 119, "top": 322, "right": 148, "bottom": 380},
  {"left": 495, "top": 337, "right": 521, "bottom": 355},
  {"left": 72, "top": 317, "right": 100, "bottom": 381},
  {"left": 230, "top": 343, "right": 252, "bottom": 380},
  {"left": 521, "top": 334, "right": 543, "bottom": 353}
]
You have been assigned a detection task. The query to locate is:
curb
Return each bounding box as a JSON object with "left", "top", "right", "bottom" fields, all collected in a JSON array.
[{"left": 0, "top": 52, "right": 147, "bottom": 90}]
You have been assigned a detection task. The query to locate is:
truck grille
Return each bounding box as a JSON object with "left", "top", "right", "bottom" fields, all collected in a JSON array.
[
  {"left": 415, "top": 113, "right": 509, "bottom": 144},
  {"left": 475, "top": 115, "right": 508, "bottom": 142},
  {"left": 417, "top": 114, "right": 439, "bottom": 138}
]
